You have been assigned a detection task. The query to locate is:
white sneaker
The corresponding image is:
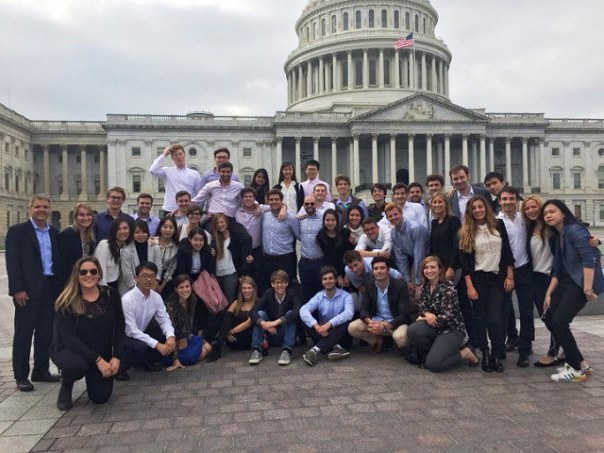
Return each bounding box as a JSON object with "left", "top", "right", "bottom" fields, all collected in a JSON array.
[
  {"left": 248, "top": 349, "right": 263, "bottom": 365},
  {"left": 551, "top": 363, "right": 587, "bottom": 383},
  {"left": 278, "top": 349, "right": 291, "bottom": 366}
]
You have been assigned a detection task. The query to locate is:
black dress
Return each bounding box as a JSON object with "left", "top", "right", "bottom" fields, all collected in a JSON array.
[
  {"left": 58, "top": 227, "right": 97, "bottom": 286},
  {"left": 317, "top": 228, "right": 354, "bottom": 276},
  {"left": 429, "top": 215, "right": 461, "bottom": 270}
]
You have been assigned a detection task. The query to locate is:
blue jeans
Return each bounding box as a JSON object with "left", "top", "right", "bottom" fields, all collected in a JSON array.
[{"left": 251, "top": 311, "right": 297, "bottom": 351}]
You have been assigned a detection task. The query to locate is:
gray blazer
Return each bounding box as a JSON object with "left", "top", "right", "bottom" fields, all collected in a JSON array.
[
  {"left": 119, "top": 242, "right": 163, "bottom": 296},
  {"left": 450, "top": 185, "right": 492, "bottom": 219}
]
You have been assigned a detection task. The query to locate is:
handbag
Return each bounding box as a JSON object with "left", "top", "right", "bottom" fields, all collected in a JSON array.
[
  {"left": 192, "top": 270, "right": 229, "bottom": 314},
  {"left": 177, "top": 335, "right": 203, "bottom": 366}
]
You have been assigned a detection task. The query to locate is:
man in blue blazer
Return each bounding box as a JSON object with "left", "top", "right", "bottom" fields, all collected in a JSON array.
[
  {"left": 6, "top": 195, "right": 61, "bottom": 391},
  {"left": 449, "top": 165, "right": 493, "bottom": 222}
]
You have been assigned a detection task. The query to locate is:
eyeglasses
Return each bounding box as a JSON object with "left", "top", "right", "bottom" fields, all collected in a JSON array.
[
  {"left": 138, "top": 274, "right": 156, "bottom": 280},
  {"left": 79, "top": 269, "right": 99, "bottom": 276},
  {"left": 304, "top": 202, "right": 316, "bottom": 206},
  {"left": 108, "top": 196, "right": 123, "bottom": 201}
]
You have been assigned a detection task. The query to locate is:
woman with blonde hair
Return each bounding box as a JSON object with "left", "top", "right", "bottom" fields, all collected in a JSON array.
[
  {"left": 51, "top": 257, "right": 124, "bottom": 411},
  {"left": 459, "top": 196, "right": 514, "bottom": 373},
  {"left": 59, "top": 202, "right": 96, "bottom": 285}
]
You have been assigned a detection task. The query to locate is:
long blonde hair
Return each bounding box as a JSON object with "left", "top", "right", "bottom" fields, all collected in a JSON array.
[
  {"left": 71, "top": 202, "right": 96, "bottom": 244},
  {"left": 459, "top": 196, "right": 500, "bottom": 253},
  {"left": 55, "top": 257, "right": 102, "bottom": 315},
  {"left": 430, "top": 192, "right": 453, "bottom": 217},
  {"left": 212, "top": 213, "right": 230, "bottom": 260},
  {"left": 232, "top": 276, "right": 257, "bottom": 315},
  {"left": 521, "top": 195, "right": 551, "bottom": 242}
]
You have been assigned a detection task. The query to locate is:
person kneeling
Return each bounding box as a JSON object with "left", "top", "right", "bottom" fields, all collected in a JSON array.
[
  {"left": 407, "top": 256, "right": 478, "bottom": 372},
  {"left": 348, "top": 257, "right": 414, "bottom": 354},
  {"left": 118, "top": 262, "right": 176, "bottom": 380},
  {"left": 51, "top": 257, "right": 125, "bottom": 411},
  {"left": 248, "top": 271, "right": 300, "bottom": 366},
  {"left": 299, "top": 267, "right": 354, "bottom": 366}
]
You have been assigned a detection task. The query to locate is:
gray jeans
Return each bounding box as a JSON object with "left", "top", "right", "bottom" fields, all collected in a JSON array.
[{"left": 407, "top": 321, "right": 465, "bottom": 372}]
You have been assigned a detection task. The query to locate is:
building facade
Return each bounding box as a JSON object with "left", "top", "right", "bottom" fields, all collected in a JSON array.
[{"left": 1, "top": 0, "right": 604, "bottom": 242}]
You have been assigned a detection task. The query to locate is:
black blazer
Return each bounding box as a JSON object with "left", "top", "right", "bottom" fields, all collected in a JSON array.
[
  {"left": 451, "top": 185, "right": 493, "bottom": 218},
  {"left": 58, "top": 226, "right": 97, "bottom": 286},
  {"left": 250, "top": 287, "right": 300, "bottom": 325},
  {"left": 211, "top": 230, "right": 252, "bottom": 276},
  {"left": 6, "top": 220, "right": 60, "bottom": 298},
  {"left": 429, "top": 215, "right": 461, "bottom": 270},
  {"left": 360, "top": 278, "right": 414, "bottom": 329},
  {"left": 459, "top": 219, "right": 514, "bottom": 279},
  {"left": 273, "top": 182, "right": 304, "bottom": 212},
  {"left": 174, "top": 242, "right": 215, "bottom": 278}
]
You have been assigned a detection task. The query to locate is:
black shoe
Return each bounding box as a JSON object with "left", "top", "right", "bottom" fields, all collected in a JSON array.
[
  {"left": 481, "top": 351, "right": 493, "bottom": 373},
  {"left": 206, "top": 344, "right": 222, "bottom": 363},
  {"left": 16, "top": 379, "right": 34, "bottom": 392},
  {"left": 115, "top": 370, "right": 130, "bottom": 381},
  {"left": 144, "top": 362, "right": 164, "bottom": 372},
  {"left": 491, "top": 354, "right": 504, "bottom": 373},
  {"left": 57, "top": 383, "right": 73, "bottom": 411},
  {"left": 517, "top": 353, "right": 530, "bottom": 368},
  {"left": 31, "top": 371, "right": 60, "bottom": 383},
  {"left": 505, "top": 338, "right": 518, "bottom": 353}
]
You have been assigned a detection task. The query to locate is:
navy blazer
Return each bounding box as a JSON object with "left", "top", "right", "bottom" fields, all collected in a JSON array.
[
  {"left": 6, "top": 220, "right": 60, "bottom": 298},
  {"left": 360, "top": 277, "right": 415, "bottom": 329},
  {"left": 451, "top": 185, "right": 493, "bottom": 219}
]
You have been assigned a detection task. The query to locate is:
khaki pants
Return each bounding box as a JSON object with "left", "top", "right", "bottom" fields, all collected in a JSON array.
[{"left": 348, "top": 319, "right": 408, "bottom": 348}]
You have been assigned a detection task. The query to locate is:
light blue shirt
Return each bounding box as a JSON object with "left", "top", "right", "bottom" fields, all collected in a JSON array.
[
  {"left": 133, "top": 214, "right": 161, "bottom": 237},
  {"left": 391, "top": 218, "right": 428, "bottom": 285},
  {"left": 299, "top": 214, "right": 324, "bottom": 259},
  {"left": 30, "top": 219, "right": 53, "bottom": 276},
  {"left": 373, "top": 284, "right": 394, "bottom": 322},
  {"left": 262, "top": 212, "right": 300, "bottom": 255},
  {"left": 300, "top": 288, "right": 354, "bottom": 328}
]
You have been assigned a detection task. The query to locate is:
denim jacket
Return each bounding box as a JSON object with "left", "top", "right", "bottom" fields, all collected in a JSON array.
[{"left": 551, "top": 223, "right": 604, "bottom": 295}]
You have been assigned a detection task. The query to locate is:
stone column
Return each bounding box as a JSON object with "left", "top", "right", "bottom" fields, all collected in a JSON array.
[
  {"left": 287, "top": 72, "right": 291, "bottom": 105},
  {"left": 347, "top": 51, "right": 353, "bottom": 90},
  {"left": 349, "top": 138, "right": 354, "bottom": 180},
  {"left": 537, "top": 139, "right": 544, "bottom": 188},
  {"left": 79, "top": 145, "right": 88, "bottom": 200},
  {"left": 372, "top": 134, "right": 379, "bottom": 183},
  {"left": 462, "top": 134, "right": 469, "bottom": 166},
  {"left": 437, "top": 140, "right": 444, "bottom": 175},
  {"left": 332, "top": 54, "right": 338, "bottom": 91},
  {"left": 471, "top": 140, "right": 478, "bottom": 183},
  {"left": 298, "top": 65, "right": 304, "bottom": 98},
  {"left": 444, "top": 64, "right": 449, "bottom": 96},
  {"left": 307, "top": 61, "right": 312, "bottom": 95},
  {"left": 522, "top": 137, "right": 529, "bottom": 191},
  {"left": 431, "top": 55, "right": 437, "bottom": 93},
  {"left": 43, "top": 145, "right": 50, "bottom": 195},
  {"left": 444, "top": 134, "right": 451, "bottom": 184},
  {"left": 505, "top": 137, "right": 512, "bottom": 184},
  {"left": 353, "top": 135, "right": 360, "bottom": 188},
  {"left": 426, "top": 134, "right": 433, "bottom": 176},
  {"left": 408, "top": 134, "right": 415, "bottom": 183},
  {"left": 394, "top": 50, "right": 400, "bottom": 88},
  {"left": 362, "top": 49, "right": 369, "bottom": 89},
  {"left": 402, "top": 54, "right": 408, "bottom": 87},
  {"left": 379, "top": 49, "right": 384, "bottom": 88},
  {"left": 489, "top": 138, "right": 495, "bottom": 172},
  {"left": 275, "top": 138, "right": 283, "bottom": 183},
  {"left": 319, "top": 58, "right": 324, "bottom": 94},
  {"left": 390, "top": 135, "right": 397, "bottom": 184},
  {"left": 421, "top": 53, "right": 427, "bottom": 90},
  {"left": 295, "top": 137, "right": 302, "bottom": 177},
  {"left": 479, "top": 135, "right": 487, "bottom": 183},
  {"left": 61, "top": 145, "right": 69, "bottom": 200},
  {"left": 331, "top": 137, "right": 338, "bottom": 179},
  {"left": 98, "top": 146, "right": 106, "bottom": 199},
  {"left": 313, "top": 137, "right": 319, "bottom": 160}
]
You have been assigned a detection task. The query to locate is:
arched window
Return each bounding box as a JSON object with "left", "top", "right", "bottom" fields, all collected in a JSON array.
[
  {"left": 343, "top": 12, "right": 349, "bottom": 31},
  {"left": 414, "top": 14, "right": 419, "bottom": 32},
  {"left": 313, "top": 22, "right": 317, "bottom": 39},
  {"left": 384, "top": 59, "right": 391, "bottom": 86},
  {"left": 342, "top": 60, "right": 348, "bottom": 88},
  {"left": 368, "top": 10, "right": 374, "bottom": 28},
  {"left": 369, "top": 59, "right": 377, "bottom": 86},
  {"left": 423, "top": 17, "right": 427, "bottom": 33},
  {"left": 381, "top": 9, "right": 388, "bottom": 27},
  {"left": 405, "top": 12, "right": 410, "bottom": 29},
  {"left": 355, "top": 10, "right": 362, "bottom": 29},
  {"left": 394, "top": 10, "right": 400, "bottom": 28},
  {"left": 598, "top": 166, "right": 604, "bottom": 189},
  {"left": 321, "top": 18, "right": 326, "bottom": 36},
  {"left": 331, "top": 15, "right": 337, "bottom": 33},
  {"left": 305, "top": 26, "right": 309, "bottom": 42},
  {"left": 355, "top": 59, "right": 363, "bottom": 87}
]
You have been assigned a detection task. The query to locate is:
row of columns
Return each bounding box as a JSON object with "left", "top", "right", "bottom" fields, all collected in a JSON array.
[
  {"left": 287, "top": 49, "right": 449, "bottom": 104},
  {"left": 275, "top": 134, "right": 543, "bottom": 190},
  {"left": 41, "top": 144, "right": 106, "bottom": 200}
]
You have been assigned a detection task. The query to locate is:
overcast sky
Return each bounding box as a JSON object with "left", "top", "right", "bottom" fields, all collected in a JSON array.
[{"left": 1, "top": 0, "right": 603, "bottom": 121}]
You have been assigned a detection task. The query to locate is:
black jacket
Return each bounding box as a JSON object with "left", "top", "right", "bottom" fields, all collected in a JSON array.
[
  {"left": 360, "top": 278, "right": 414, "bottom": 329},
  {"left": 58, "top": 226, "right": 97, "bottom": 286},
  {"left": 459, "top": 219, "right": 514, "bottom": 279},
  {"left": 250, "top": 287, "right": 300, "bottom": 325}
]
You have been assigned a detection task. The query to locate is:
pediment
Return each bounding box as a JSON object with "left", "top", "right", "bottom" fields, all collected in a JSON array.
[{"left": 352, "top": 93, "right": 488, "bottom": 123}]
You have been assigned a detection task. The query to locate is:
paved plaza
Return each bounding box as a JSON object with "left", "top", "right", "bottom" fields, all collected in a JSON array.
[{"left": 0, "top": 255, "right": 603, "bottom": 452}]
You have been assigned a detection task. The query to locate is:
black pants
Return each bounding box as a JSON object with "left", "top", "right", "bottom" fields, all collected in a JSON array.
[
  {"left": 298, "top": 257, "right": 325, "bottom": 303},
  {"left": 248, "top": 247, "right": 265, "bottom": 293},
  {"left": 53, "top": 349, "right": 113, "bottom": 404},
  {"left": 505, "top": 263, "right": 535, "bottom": 355},
  {"left": 305, "top": 322, "right": 352, "bottom": 353},
  {"left": 543, "top": 274, "right": 586, "bottom": 370},
  {"left": 205, "top": 310, "right": 252, "bottom": 350},
  {"left": 533, "top": 271, "right": 559, "bottom": 357},
  {"left": 263, "top": 252, "right": 297, "bottom": 289},
  {"left": 456, "top": 278, "right": 477, "bottom": 348},
  {"left": 122, "top": 322, "right": 166, "bottom": 370},
  {"left": 472, "top": 271, "right": 506, "bottom": 356},
  {"left": 12, "top": 278, "right": 57, "bottom": 381}
]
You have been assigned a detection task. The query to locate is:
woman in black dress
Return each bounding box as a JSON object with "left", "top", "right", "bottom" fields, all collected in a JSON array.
[
  {"left": 59, "top": 202, "right": 97, "bottom": 286},
  {"left": 316, "top": 208, "right": 355, "bottom": 286},
  {"left": 429, "top": 192, "right": 461, "bottom": 281},
  {"left": 251, "top": 168, "right": 270, "bottom": 204}
]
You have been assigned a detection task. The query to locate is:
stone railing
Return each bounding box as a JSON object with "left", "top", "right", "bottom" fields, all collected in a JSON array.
[{"left": 30, "top": 121, "right": 106, "bottom": 133}]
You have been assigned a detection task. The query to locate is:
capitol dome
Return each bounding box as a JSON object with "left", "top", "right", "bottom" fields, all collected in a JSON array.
[{"left": 284, "top": 0, "right": 452, "bottom": 114}]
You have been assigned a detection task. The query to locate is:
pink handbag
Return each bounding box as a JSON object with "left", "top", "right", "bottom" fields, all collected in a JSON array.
[{"left": 192, "top": 270, "right": 228, "bottom": 314}]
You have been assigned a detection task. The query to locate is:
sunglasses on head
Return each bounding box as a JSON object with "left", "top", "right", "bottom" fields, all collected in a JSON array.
[{"left": 79, "top": 268, "right": 99, "bottom": 276}]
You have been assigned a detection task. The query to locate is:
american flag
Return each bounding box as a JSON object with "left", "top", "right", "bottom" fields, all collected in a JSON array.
[{"left": 394, "top": 32, "right": 414, "bottom": 50}]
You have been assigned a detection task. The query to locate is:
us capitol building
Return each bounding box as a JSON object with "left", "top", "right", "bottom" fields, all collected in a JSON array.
[{"left": 1, "top": 0, "right": 604, "bottom": 241}]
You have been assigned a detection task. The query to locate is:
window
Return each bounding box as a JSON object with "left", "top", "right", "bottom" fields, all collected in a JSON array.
[
  {"left": 343, "top": 12, "right": 349, "bottom": 31},
  {"left": 95, "top": 176, "right": 100, "bottom": 195},
  {"left": 25, "top": 148, "right": 29, "bottom": 160},
  {"left": 600, "top": 203, "right": 604, "bottom": 222},
  {"left": 58, "top": 176, "right": 63, "bottom": 194},
  {"left": 331, "top": 15, "right": 337, "bottom": 33},
  {"left": 15, "top": 146, "right": 19, "bottom": 157},
  {"left": 574, "top": 204, "right": 582, "bottom": 219},
  {"left": 381, "top": 9, "right": 387, "bottom": 27},
  {"left": 305, "top": 26, "right": 309, "bottom": 42},
  {"left": 158, "top": 177, "right": 165, "bottom": 193},
  {"left": 573, "top": 172, "right": 581, "bottom": 189},
  {"left": 423, "top": 17, "right": 426, "bottom": 33},
  {"left": 75, "top": 176, "right": 82, "bottom": 194},
  {"left": 369, "top": 59, "right": 377, "bottom": 86},
  {"left": 552, "top": 172, "right": 561, "bottom": 190},
  {"left": 132, "top": 174, "right": 142, "bottom": 193},
  {"left": 131, "top": 147, "right": 141, "bottom": 157},
  {"left": 76, "top": 154, "right": 81, "bottom": 163},
  {"left": 405, "top": 12, "right": 410, "bottom": 29},
  {"left": 4, "top": 172, "right": 9, "bottom": 191},
  {"left": 551, "top": 147, "right": 560, "bottom": 157},
  {"left": 313, "top": 22, "right": 317, "bottom": 39},
  {"left": 599, "top": 148, "right": 604, "bottom": 157},
  {"left": 573, "top": 147, "right": 581, "bottom": 157},
  {"left": 598, "top": 166, "right": 604, "bottom": 189},
  {"left": 342, "top": 61, "right": 348, "bottom": 88},
  {"left": 414, "top": 14, "right": 419, "bottom": 32},
  {"left": 242, "top": 147, "right": 252, "bottom": 157},
  {"left": 4, "top": 143, "right": 8, "bottom": 153},
  {"left": 321, "top": 18, "right": 326, "bottom": 36},
  {"left": 157, "top": 147, "right": 164, "bottom": 155},
  {"left": 355, "top": 59, "right": 363, "bottom": 87},
  {"left": 394, "top": 10, "right": 400, "bottom": 28},
  {"left": 15, "top": 175, "right": 20, "bottom": 194},
  {"left": 189, "top": 147, "right": 197, "bottom": 157},
  {"left": 355, "top": 10, "right": 361, "bottom": 29},
  {"left": 244, "top": 175, "right": 252, "bottom": 185},
  {"left": 384, "top": 59, "right": 391, "bottom": 86},
  {"left": 6, "top": 210, "right": 10, "bottom": 228},
  {"left": 368, "top": 10, "right": 374, "bottom": 28}
]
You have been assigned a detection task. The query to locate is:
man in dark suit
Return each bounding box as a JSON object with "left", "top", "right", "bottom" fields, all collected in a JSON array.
[
  {"left": 348, "top": 256, "right": 414, "bottom": 354},
  {"left": 6, "top": 195, "right": 61, "bottom": 391},
  {"left": 449, "top": 165, "right": 492, "bottom": 221}
]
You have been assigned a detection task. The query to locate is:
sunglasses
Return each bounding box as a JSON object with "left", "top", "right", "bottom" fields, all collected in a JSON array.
[
  {"left": 79, "top": 269, "right": 99, "bottom": 276},
  {"left": 304, "top": 202, "right": 316, "bottom": 206}
]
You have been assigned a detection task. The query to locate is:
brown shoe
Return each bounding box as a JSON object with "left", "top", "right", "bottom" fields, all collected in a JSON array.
[{"left": 371, "top": 337, "right": 384, "bottom": 355}]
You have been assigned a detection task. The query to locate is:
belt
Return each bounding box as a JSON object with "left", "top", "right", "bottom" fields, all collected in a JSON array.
[{"left": 300, "top": 256, "right": 323, "bottom": 262}]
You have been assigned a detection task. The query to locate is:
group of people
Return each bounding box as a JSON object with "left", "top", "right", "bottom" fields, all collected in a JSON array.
[{"left": 6, "top": 144, "right": 603, "bottom": 413}]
